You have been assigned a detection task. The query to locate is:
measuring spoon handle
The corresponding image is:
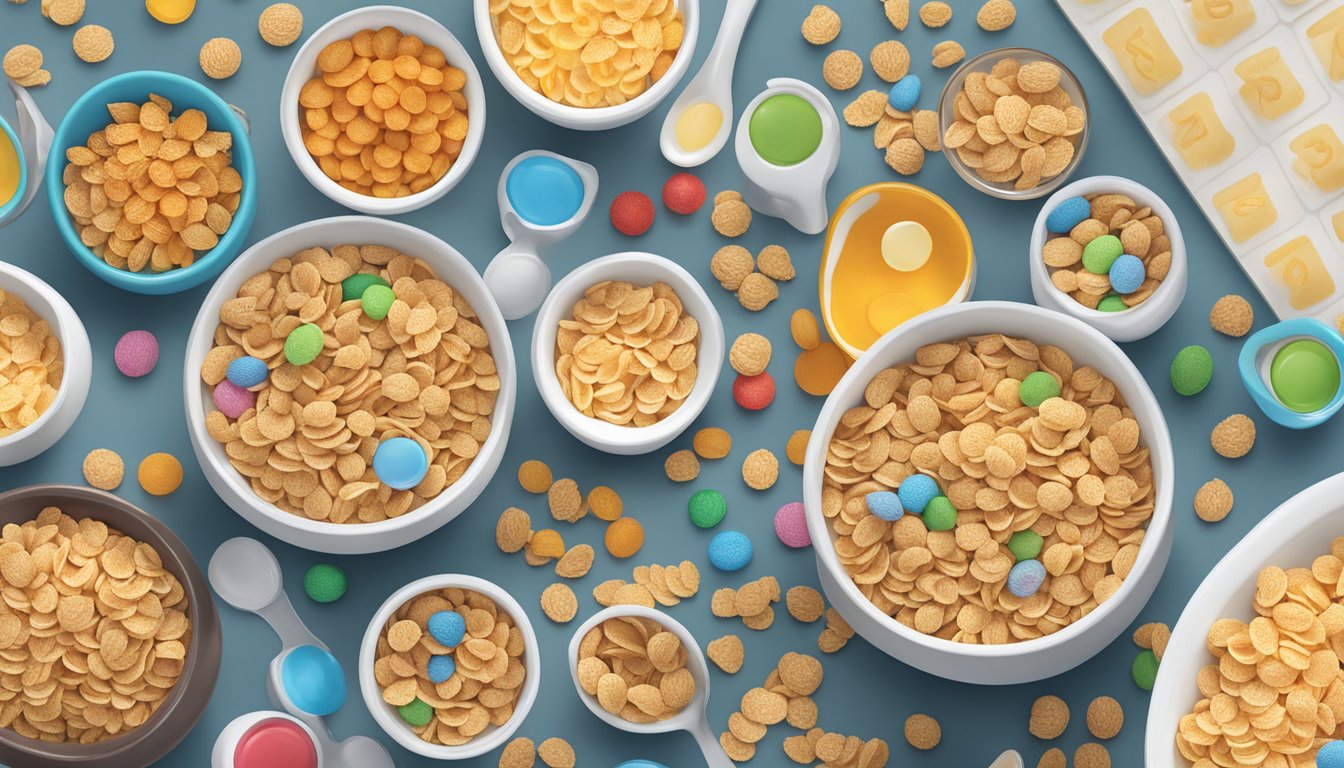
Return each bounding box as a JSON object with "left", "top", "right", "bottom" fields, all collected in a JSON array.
[
  {"left": 255, "top": 589, "right": 327, "bottom": 653},
  {"left": 687, "top": 717, "right": 733, "bottom": 768},
  {"left": 702, "top": 0, "right": 759, "bottom": 82}
]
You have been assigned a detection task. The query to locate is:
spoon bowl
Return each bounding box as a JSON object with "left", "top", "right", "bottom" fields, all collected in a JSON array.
[
  {"left": 659, "top": 0, "right": 758, "bottom": 167},
  {"left": 208, "top": 536, "right": 284, "bottom": 612}
]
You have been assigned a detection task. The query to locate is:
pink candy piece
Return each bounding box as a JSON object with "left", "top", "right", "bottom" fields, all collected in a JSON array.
[
  {"left": 774, "top": 502, "right": 811, "bottom": 548},
  {"left": 213, "top": 380, "right": 255, "bottom": 420},
  {"left": 114, "top": 330, "right": 159, "bottom": 378}
]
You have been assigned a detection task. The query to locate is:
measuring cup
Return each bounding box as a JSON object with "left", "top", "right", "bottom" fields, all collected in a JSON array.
[
  {"left": 483, "top": 150, "right": 598, "bottom": 321},
  {"left": 658, "top": 0, "right": 759, "bottom": 167},
  {"left": 0, "top": 81, "right": 52, "bottom": 227},
  {"left": 208, "top": 537, "right": 393, "bottom": 768},
  {"left": 733, "top": 78, "right": 840, "bottom": 235},
  {"left": 568, "top": 606, "right": 730, "bottom": 768},
  {"left": 989, "top": 750, "right": 1023, "bottom": 768},
  {"left": 1238, "top": 318, "right": 1344, "bottom": 429}
]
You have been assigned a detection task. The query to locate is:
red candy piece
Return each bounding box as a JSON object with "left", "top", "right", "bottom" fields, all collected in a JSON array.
[
  {"left": 610, "top": 191, "right": 655, "bottom": 236},
  {"left": 234, "top": 719, "right": 318, "bottom": 768},
  {"left": 733, "top": 371, "right": 775, "bottom": 410},
  {"left": 662, "top": 172, "right": 706, "bottom": 215}
]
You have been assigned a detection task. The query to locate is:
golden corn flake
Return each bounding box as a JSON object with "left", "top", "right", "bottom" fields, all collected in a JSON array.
[
  {"left": 801, "top": 4, "right": 841, "bottom": 45},
  {"left": 785, "top": 429, "right": 811, "bottom": 466},
  {"left": 587, "top": 485, "right": 623, "bottom": 521},
  {"left": 537, "top": 737, "right": 575, "bottom": 768},
  {"left": 712, "top": 199, "right": 752, "bottom": 238},
  {"left": 540, "top": 582, "right": 579, "bottom": 623},
  {"left": 528, "top": 529, "right": 565, "bottom": 561},
  {"left": 918, "top": 1, "right": 952, "bottom": 28},
  {"left": 693, "top": 426, "right": 732, "bottom": 460},
  {"left": 499, "top": 737, "right": 535, "bottom": 768},
  {"left": 737, "top": 273, "right": 778, "bottom": 313},
  {"left": 790, "top": 309, "right": 821, "bottom": 351},
  {"left": 199, "top": 37, "right": 242, "bottom": 79},
  {"left": 706, "top": 634, "right": 744, "bottom": 673},
  {"left": 576, "top": 615, "right": 696, "bottom": 724},
  {"left": 729, "top": 333, "right": 771, "bottom": 377},
  {"left": 885, "top": 137, "right": 925, "bottom": 176},
  {"left": 822, "top": 49, "right": 863, "bottom": 91},
  {"left": 1085, "top": 696, "right": 1123, "bottom": 740},
  {"left": 258, "top": 3, "right": 303, "bottom": 47},
  {"left": 1211, "top": 413, "right": 1255, "bottom": 458},
  {"left": 756, "top": 244, "right": 795, "bottom": 282},
  {"left": 1074, "top": 743, "right": 1110, "bottom": 768},
  {"left": 665, "top": 449, "right": 700, "bottom": 482},
  {"left": 496, "top": 507, "right": 532, "bottom": 554},
  {"left": 0, "top": 291, "right": 62, "bottom": 437},
  {"left": 1038, "top": 747, "right": 1067, "bottom": 768},
  {"left": 871, "top": 40, "right": 910, "bottom": 83},
  {"left": 905, "top": 713, "right": 941, "bottom": 749},
  {"left": 932, "top": 40, "right": 965, "bottom": 69},
  {"left": 595, "top": 560, "right": 700, "bottom": 608},
  {"left": 844, "top": 90, "right": 888, "bottom": 128},
  {"left": 555, "top": 544, "right": 595, "bottom": 579},
  {"left": 518, "top": 459, "right": 553, "bottom": 493},
  {"left": 787, "top": 585, "right": 825, "bottom": 623},
  {"left": 710, "top": 245, "right": 754, "bottom": 291},
  {"left": 885, "top": 0, "right": 909, "bottom": 30},
  {"left": 977, "top": 0, "right": 1016, "bottom": 32},
  {"left": 1210, "top": 294, "right": 1253, "bottom": 337},
  {"left": 3, "top": 44, "right": 43, "bottom": 80},
  {"left": 72, "top": 24, "right": 114, "bottom": 63},
  {"left": 83, "top": 448, "right": 125, "bottom": 490},
  {"left": 548, "top": 477, "right": 585, "bottom": 523},
  {"left": 1029, "top": 695, "right": 1069, "bottom": 739},
  {"left": 1194, "top": 478, "right": 1233, "bottom": 523},
  {"left": 44, "top": 0, "right": 83, "bottom": 26},
  {"left": 742, "top": 448, "right": 779, "bottom": 491}
]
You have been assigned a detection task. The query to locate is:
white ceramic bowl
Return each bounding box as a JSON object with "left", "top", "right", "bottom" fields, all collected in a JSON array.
[
  {"left": 279, "top": 6, "right": 487, "bottom": 215},
  {"left": 1146, "top": 472, "right": 1344, "bottom": 767},
  {"left": 183, "top": 216, "right": 515, "bottom": 554},
  {"left": 359, "top": 574, "right": 540, "bottom": 760},
  {"left": 802, "top": 301, "right": 1174, "bottom": 685},
  {"left": 1030, "top": 175, "right": 1188, "bottom": 343},
  {"left": 0, "top": 263, "right": 91, "bottom": 466},
  {"left": 532, "top": 252, "right": 724, "bottom": 455},
  {"left": 472, "top": 0, "right": 699, "bottom": 131}
]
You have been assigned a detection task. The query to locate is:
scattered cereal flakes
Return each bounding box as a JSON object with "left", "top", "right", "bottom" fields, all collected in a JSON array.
[
  {"left": 1085, "top": 696, "right": 1123, "bottom": 740},
  {"left": 742, "top": 449, "right": 779, "bottom": 491},
  {"left": 823, "top": 50, "right": 863, "bottom": 91},
  {"left": 787, "top": 585, "right": 825, "bottom": 623},
  {"left": 605, "top": 517, "right": 644, "bottom": 559},
  {"left": 913, "top": 109, "right": 942, "bottom": 151},
  {"left": 1029, "top": 695, "right": 1069, "bottom": 739},
  {"left": 905, "top": 713, "right": 941, "bottom": 749},
  {"left": 818, "top": 607, "right": 854, "bottom": 653},
  {"left": 592, "top": 579, "right": 623, "bottom": 606},
  {"left": 712, "top": 587, "right": 738, "bottom": 617},
  {"left": 587, "top": 486, "right": 623, "bottom": 521},
  {"left": 528, "top": 529, "right": 565, "bottom": 561},
  {"left": 932, "top": 40, "right": 965, "bottom": 69},
  {"left": 499, "top": 737, "right": 535, "bottom": 768},
  {"left": 1194, "top": 478, "right": 1233, "bottom": 522},
  {"left": 1210, "top": 413, "right": 1255, "bottom": 458},
  {"left": 787, "top": 696, "right": 818, "bottom": 729},
  {"left": 715, "top": 190, "right": 742, "bottom": 206},
  {"left": 538, "top": 737, "right": 575, "bottom": 768},
  {"left": 790, "top": 309, "right": 821, "bottom": 351},
  {"left": 801, "top": 4, "right": 841, "bottom": 45},
  {"left": 540, "top": 583, "right": 578, "bottom": 623},
  {"left": 757, "top": 245, "right": 795, "bottom": 282},
  {"left": 711, "top": 245, "right": 755, "bottom": 291},
  {"left": 496, "top": 507, "right": 532, "bottom": 554},
  {"left": 555, "top": 544, "right": 595, "bottom": 579},
  {"left": 712, "top": 199, "right": 752, "bottom": 238},
  {"left": 138, "top": 452, "right": 182, "bottom": 496},
  {"left": 720, "top": 731, "right": 755, "bottom": 762},
  {"left": 258, "top": 3, "right": 303, "bottom": 47},
  {"left": 844, "top": 90, "right": 888, "bottom": 128},
  {"left": 977, "top": 0, "right": 1016, "bottom": 31},
  {"left": 548, "top": 478, "right": 585, "bottom": 523},
  {"left": 730, "top": 333, "right": 772, "bottom": 377},
  {"left": 1132, "top": 621, "right": 1165, "bottom": 649},
  {"left": 794, "top": 342, "right": 850, "bottom": 396},
  {"left": 1037, "top": 748, "right": 1066, "bottom": 768},
  {"left": 3, "top": 44, "right": 47, "bottom": 85},
  {"left": 44, "top": 0, "right": 83, "bottom": 25},
  {"left": 885, "top": 137, "right": 925, "bottom": 176},
  {"left": 742, "top": 687, "right": 789, "bottom": 725},
  {"left": 737, "top": 273, "right": 779, "bottom": 312},
  {"left": 1149, "top": 624, "right": 1170, "bottom": 660},
  {"left": 199, "top": 37, "right": 241, "bottom": 79},
  {"left": 1074, "top": 743, "right": 1110, "bottom": 768},
  {"left": 693, "top": 427, "right": 732, "bottom": 460},
  {"left": 919, "top": 1, "right": 951, "bottom": 28},
  {"left": 871, "top": 40, "right": 911, "bottom": 83},
  {"left": 1209, "top": 294, "right": 1253, "bottom": 337},
  {"left": 578, "top": 615, "right": 697, "bottom": 724},
  {"left": 707, "top": 634, "right": 744, "bottom": 673},
  {"left": 885, "top": 0, "right": 909, "bottom": 30},
  {"left": 665, "top": 449, "right": 701, "bottom": 483},
  {"left": 72, "top": 24, "right": 113, "bottom": 63},
  {"left": 518, "top": 460, "right": 553, "bottom": 494},
  {"left": 82, "top": 448, "right": 124, "bottom": 490}
]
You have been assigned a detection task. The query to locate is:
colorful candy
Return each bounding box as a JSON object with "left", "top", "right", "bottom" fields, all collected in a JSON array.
[
  {"left": 212, "top": 380, "right": 255, "bottom": 419},
  {"left": 361, "top": 284, "right": 395, "bottom": 321},
  {"left": 428, "top": 611, "right": 466, "bottom": 648},
  {"left": 733, "top": 371, "right": 776, "bottom": 410},
  {"left": 1108, "top": 254, "right": 1145, "bottom": 294},
  {"left": 145, "top": 0, "right": 195, "bottom": 24},
  {"left": 610, "top": 190, "right": 655, "bottom": 236},
  {"left": 708, "top": 530, "right": 752, "bottom": 572},
  {"left": 427, "top": 655, "right": 456, "bottom": 684},
  {"left": 662, "top": 172, "right": 706, "bottom": 215},
  {"left": 887, "top": 74, "right": 921, "bottom": 111},
  {"left": 1007, "top": 530, "right": 1043, "bottom": 561},
  {"left": 1007, "top": 559, "right": 1046, "bottom": 598},
  {"left": 688, "top": 489, "right": 727, "bottom": 528},
  {"left": 372, "top": 437, "right": 429, "bottom": 490},
  {"left": 1317, "top": 741, "right": 1344, "bottom": 768},
  {"left": 865, "top": 490, "right": 904, "bottom": 521},
  {"left": 897, "top": 473, "right": 939, "bottom": 514},
  {"left": 1131, "top": 649, "right": 1159, "bottom": 691},
  {"left": 114, "top": 330, "right": 159, "bottom": 378},
  {"left": 341, "top": 273, "right": 389, "bottom": 302},
  {"left": 1170, "top": 345, "right": 1214, "bottom": 396},
  {"left": 773, "top": 502, "right": 810, "bottom": 548},
  {"left": 283, "top": 323, "right": 324, "bottom": 366},
  {"left": 1045, "top": 196, "right": 1090, "bottom": 234},
  {"left": 1097, "top": 295, "right": 1128, "bottom": 312},
  {"left": 1082, "top": 234, "right": 1123, "bottom": 274},
  {"left": 303, "top": 564, "right": 347, "bottom": 604},
  {"left": 226, "top": 355, "right": 269, "bottom": 389},
  {"left": 138, "top": 452, "right": 183, "bottom": 496},
  {"left": 1018, "top": 371, "right": 1060, "bottom": 408},
  {"left": 922, "top": 496, "right": 956, "bottom": 531},
  {"left": 398, "top": 698, "right": 433, "bottom": 727}
]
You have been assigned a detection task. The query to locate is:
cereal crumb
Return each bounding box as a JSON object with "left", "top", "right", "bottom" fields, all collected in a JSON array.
[
  {"left": 931, "top": 40, "right": 965, "bottom": 69},
  {"left": 1194, "top": 478, "right": 1233, "bottom": 522},
  {"left": 1210, "top": 413, "right": 1255, "bottom": 459},
  {"left": 538, "top": 737, "right": 575, "bottom": 768},
  {"left": 665, "top": 449, "right": 700, "bottom": 482},
  {"left": 1029, "top": 695, "right": 1069, "bottom": 740},
  {"left": 706, "top": 634, "right": 744, "bottom": 673},
  {"left": 72, "top": 24, "right": 114, "bottom": 63},
  {"left": 801, "top": 4, "right": 841, "bottom": 45},
  {"left": 1074, "top": 742, "right": 1111, "bottom": 768},
  {"left": 729, "top": 333, "right": 772, "bottom": 377},
  {"left": 711, "top": 245, "right": 754, "bottom": 290},
  {"left": 977, "top": 0, "right": 1016, "bottom": 31},
  {"left": 712, "top": 199, "right": 752, "bottom": 238},
  {"left": 885, "top": 0, "right": 909, "bottom": 30},
  {"left": 258, "top": 3, "right": 303, "bottom": 47},
  {"left": 1085, "top": 696, "right": 1124, "bottom": 740},
  {"left": 540, "top": 583, "right": 578, "bottom": 623},
  {"left": 199, "top": 37, "right": 242, "bottom": 79},
  {"left": 870, "top": 40, "right": 911, "bottom": 83},
  {"left": 823, "top": 49, "right": 863, "bottom": 91},
  {"left": 1209, "top": 294, "right": 1253, "bottom": 337},
  {"left": 693, "top": 427, "right": 732, "bottom": 459},
  {"left": 786, "top": 585, "right": 825, "bottom": 622},
  {"left": 82, "top": 448, "right": 124, "bottom": 490},
  {"left": 756, "top": 244, "right": 795, "bottom": 281},
  {"left": 919, "top": 1, "right": 952, "bottom": 28},
  {"left": 904, "top": 713, "right": 941, "bottom": 750},
  {"left": 741, "top": 449, "right": 779, "bottom": 490}
]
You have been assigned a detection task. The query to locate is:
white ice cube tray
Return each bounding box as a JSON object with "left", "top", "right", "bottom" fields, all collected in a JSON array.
[{"left": 1055, "top": 0, "right": 1344, "bottom": 322}]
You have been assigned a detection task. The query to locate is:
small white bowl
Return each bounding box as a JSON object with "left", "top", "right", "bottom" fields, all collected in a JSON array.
[
  {"left": 359, "top": 574, "right": 540, "bottom": 761},
  {"left": 532, "top": 252, "right": 724, "bottom": 456},
  {"left": 183, "top": 216, "right": 515, "bottom": 554},
  {"left": 472, "top": 0, "right": 699, "bottom": 131},
  {"left": 1029, "top": 175, "right": 1188, "bottom": 343},
  {"left": 803, "top": 301, "right": 1174, "bottom": 685},
  {"left": 1146, "top": 472, "right": 1344, "bottom": 767},
  {"left": 0, "top": 263, "right": 91, "bottom": 466},
  {"left": 279, "top": 6, "right": 487, "bottom": 215}
]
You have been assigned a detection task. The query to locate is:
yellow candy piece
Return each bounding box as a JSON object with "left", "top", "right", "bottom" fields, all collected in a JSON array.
[
  {"left": 1307, "top": 7, "right": 1344, "bottom": 83},
  {"left": 1188, "top": 0, "right": 1255, "bottom": 48},
  {"left": 1290, "top": 125, "right": 1344, "bottom": 193},
  {"left": 676, "top": 102, "right": 722, "bottom": 153},
  {"left": 881, "top": 221, "right": 932, "bottom": 272},
  {"left": 146, "top": 0, "right": 195, "bottom": 24},
  {"left": 0, "top": 131, "right": 18, "bottom": 208},
  {"left": 1212, "top": 173, "right": 1277, "bottom": 243},
  {"left": 1167, "top": 92, "right": 1235, "bottom": 170},
  {"left": 1264, "top": 236, "right": 1335, "bottom": 310},
  {"left": 1102, "top": 8, "right": 1183, "bottom": 96},
  {"left": 1235, "top": 47, "right": 1304, "bottom": 121}
]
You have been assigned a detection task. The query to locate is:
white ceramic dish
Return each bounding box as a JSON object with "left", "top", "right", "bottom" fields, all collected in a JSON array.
[
  {"left": 1146, "top": 472, "right": 1344, "bottom": 767},
  {"left": 802, "top": 301, "right": 1174, "bottom": 685},
  {"left": 359, "top": 574, "right": 540, "bottom": 761},
  {"left": 472, "top": 0, "right": 698, "bottom": 131},
  {"left": 1030, "top": 175, "right": 1188, "bottom": 343},
  {"left": 532, "top": 252, "right": 724, "bottom": 456},
  {"left": 279, "top": 6, "right": 486, "bottom": 215},
  {"left": 183, "top": 216, "right": 515, "bottom": 554},
  {"left": 0, "top": 262, "right": 90, "bottom": 466}
]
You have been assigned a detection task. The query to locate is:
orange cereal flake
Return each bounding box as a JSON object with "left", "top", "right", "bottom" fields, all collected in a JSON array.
[
  {"left": 604, "top": 517, "right": 644, "bottom": 559},
  {"left": 794, "top": 341, "right": 851, "bottom": 396},
  {"left": 518, "top": 459, "right": 553, "bottom": 493},
  {"left": 692, "top": 427, "right": 732, "bottom": 459},
  {"left": 587, "top": 485, "right": 623, "bottom": 521},
  {"left": 138, "top": 452, "right": 183, "bottom": 496}
]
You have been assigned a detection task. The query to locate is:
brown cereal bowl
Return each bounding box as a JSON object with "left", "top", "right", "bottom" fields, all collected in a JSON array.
[
  {"left": 802, "top": 301, "right": 1173, "bottom": 685},
  {"left": 0, "top": 484, "right": 221, "bottom": 768},
  {"left": 358, "top": 574, "right": 540, "bottom": 759},
  {"left": 183, "top": 216, "right": 516, "bottom": 555}
]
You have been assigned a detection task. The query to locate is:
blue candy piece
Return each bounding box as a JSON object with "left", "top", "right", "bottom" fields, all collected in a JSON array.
[
  {"left": 708, "top": 530, "right": 753, "bottom": 572},
  {"left": 887, "top": 75, "right": 921, "bottom": 112},
  {"left": 865, "top": 490, "right": 904, "bottom": 521},
  {"left": 1045, "top": 196, "right": 1090, "bottom": 234},
  {"left": 427, "top": 654, "right": 456, "bottom": 684},
  {"left": 280, "top": 644, "right": 346, "bottom": 717},
  {"left": 615, "top": 762, "right": 670, "bottom": 768},
  {"left": 1318, "top": 741, "right": 1344, "bottom": 768},
  {"left": 226, "top": 355, "right": 269, "bottom": 389},
  {"left": 1007, "top": 559, "right": 1047, "bottom": 598},
  {"left": 373, "top": 437, "right": 430, "bottom": 490},
  {"left": 428, "top": 610, "right": 466, "bottom": 648},
  {"left": 1108, "top": 253, "right": 1146, "bottom": 295},
  {"left": 897, "top": 474, "right": 940, "bottom": 515}
]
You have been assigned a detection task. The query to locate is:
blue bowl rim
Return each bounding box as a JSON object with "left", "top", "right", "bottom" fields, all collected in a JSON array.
[
  {"left": 0, "top": 114, "right": 27, "bottom": 223},
  {"left": 44, "top": 70, "right": 257, "bottom": 292}
]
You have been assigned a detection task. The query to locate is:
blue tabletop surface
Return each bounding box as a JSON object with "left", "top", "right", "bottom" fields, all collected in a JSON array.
[{"left": 3, "top": 1, "right": 1342, "bottom": 766}]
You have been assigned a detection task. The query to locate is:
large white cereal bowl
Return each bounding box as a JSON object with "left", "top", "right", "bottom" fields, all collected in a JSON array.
[
  {"left": 183, "top": 216, "right": 515, "bottom": 554},
  {"left": 359, "top": 574, "right": 540, "bottom": 760},
  {"left": 532, "top": 252, "right": 724, "bottom": 455},
  {"left": 1146, "top": 472, "right": 1344, "bottom": 767},
  {"left": 279, "top": 6, "right": 486, "bottom": 215},
  {"left": 472, "top": 0, "right": 698, "bottom": 131},
  {"left": 0, "top": 262, "right": 91, "bottom": 467},
  {"left": 803, "top": 301, "right": 1174, "bottom": 685}
]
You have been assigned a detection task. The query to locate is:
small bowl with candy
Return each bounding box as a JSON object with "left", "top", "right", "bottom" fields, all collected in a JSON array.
[{"left": 1029, "top": 175, "right": 1187, "bottom": 342}]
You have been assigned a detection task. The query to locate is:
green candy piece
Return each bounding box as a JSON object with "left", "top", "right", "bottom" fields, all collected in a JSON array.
[
  {"left": 341, "top": 273, "right": 390, "bottom": 303},
  {"left": 1007, "top": 530, "right": 1043, "bottom": 561},
  {"left": 922, "top": 496, "right": 957, "bottom": 531},
  {"left": 1082, "top": 235, "right": 1123, "bottom": 274},
  {"left": 1097, "top": 295, "right": 1128, "bottom": 313},
  {"left": 1170, "top": 345, "right": 1214, "bottom": 396},
  {"left": 399, "top": 698, "right": 433, "bottom": 727},
  {"left": 1132, "top": 649, "right": 1159, "bottom": 692},
  {"left": 304, "top": 564, "right": 347, "bottom": 603},
  {"left": 284, "top": 323, "right": 324, "bottom": 366},
  {"left": 1018, "top": 371, "right": 1060, "bottom": 409},
  {"left": 362, "top": 284, "right": 396, "bottom": 321},
  {"left": 688, "top": 489, "right": 727, "bottom": 529}
]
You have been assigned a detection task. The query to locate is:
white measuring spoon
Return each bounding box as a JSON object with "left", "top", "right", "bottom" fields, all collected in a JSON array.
[
  {"left": 658, "top": 0, "right": 759, "bottom": 168},
  {"left": 0, "top": 81, "right": 52, "bottom": 227},
  {"left": 568, "top": 606, "right": 731, "bottom": 768},
  {"left": 989, "top": 750, "right": 1023, "bottom": 768}
]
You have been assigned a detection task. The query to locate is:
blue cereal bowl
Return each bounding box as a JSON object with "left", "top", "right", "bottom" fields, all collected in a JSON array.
[{"left": 45, "top": 71, "right": 256, "bottom": 294}]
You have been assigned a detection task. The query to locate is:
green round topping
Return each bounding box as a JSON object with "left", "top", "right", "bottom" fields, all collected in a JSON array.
[
  {"left": 1018, "top": 371, "right": 1061, "bottom": 409},
  {"left": 303, "top": 564, "right": 348, "bottom": 604},
  {"left": 688, "top": 489, "right": 727, "bottom": 529},
  {"left": 361, "top": 284, "right": 396, "bottom": 321},
  {"left": 341, "top": 273, "right": 390, "bottom": 303},
  {"left": 1081, "top": 234, "right": 1123, "bottom": 274},
  {"left": 1132, "top": 649, "right": 1159, "bottom": 692},
  {"left": 1097, "top": 295, "right": 1128, "bottom": 313},
  {"left": 922, "top": 496, "right": 957, "bottom": 531},
  {"left": 284, "top": 323, "right": 324, "bottom": 366},
  {"left": 398, "top": 698, "right": 433, "bottom": 727},
  {"left": 1170, "top": 345, "right": 1214, "bottom": 396},
  {"left": 1270, "top": 339, "right": 1340, "bottom": 413},
  {"left": 1007, "top": 530, "right": 1044, "bottom": 562}
]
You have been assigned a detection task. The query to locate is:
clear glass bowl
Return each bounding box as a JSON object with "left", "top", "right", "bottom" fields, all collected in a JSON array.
[{"left": 937, "top": 47, "right": 1090, "bottom": 201}]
